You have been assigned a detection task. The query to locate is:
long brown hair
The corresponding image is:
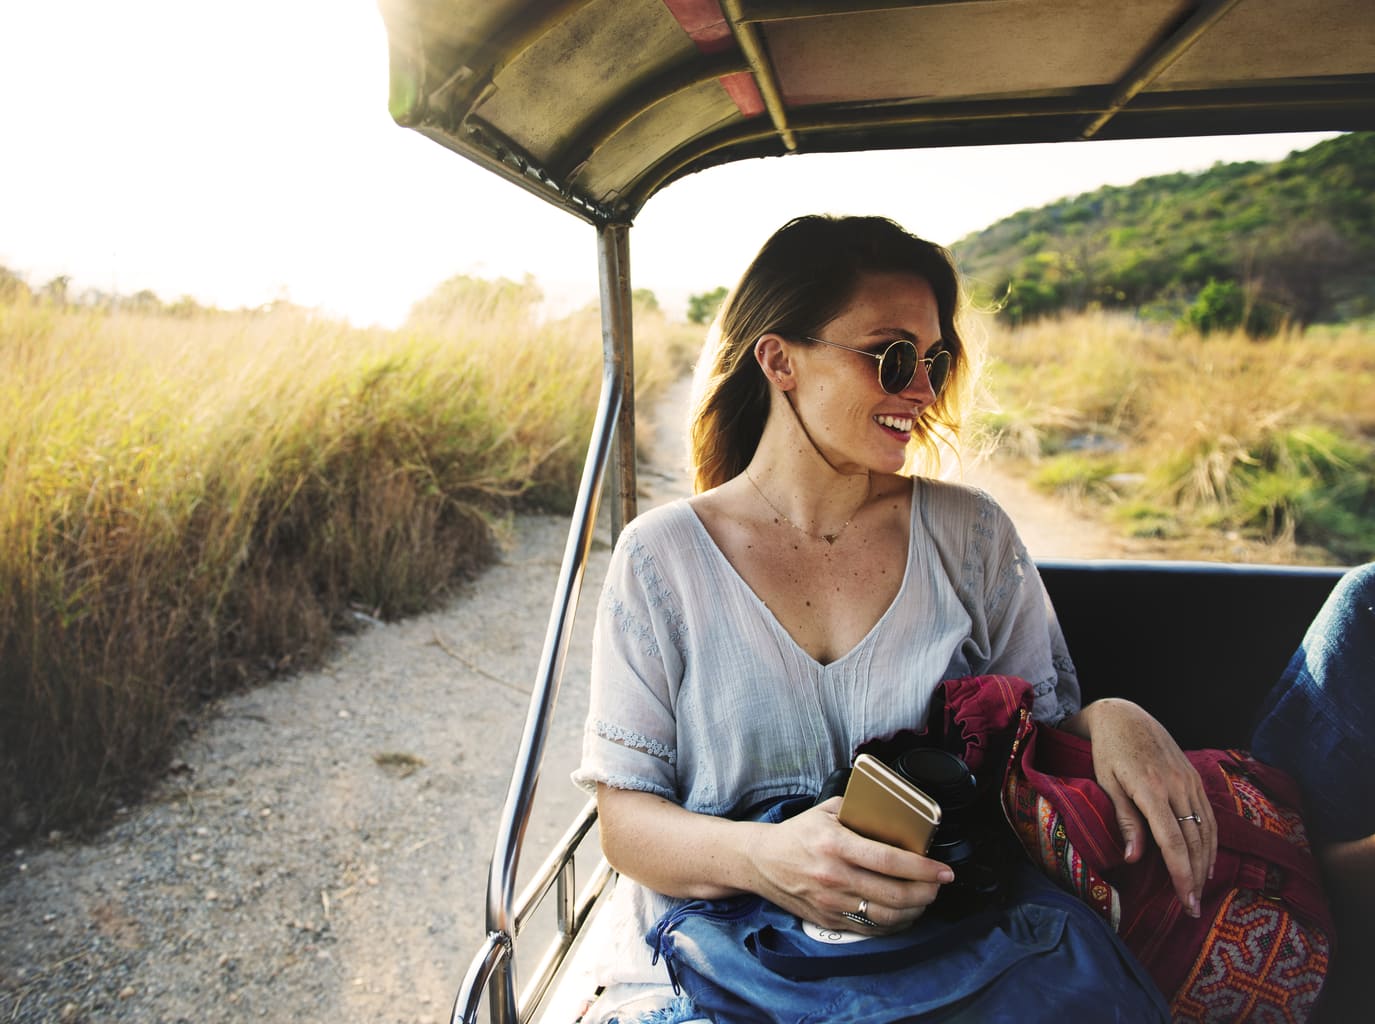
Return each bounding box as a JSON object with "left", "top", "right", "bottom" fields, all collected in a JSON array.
[{"left": 690, "top": 215, "right": 970, "bottom": 493}]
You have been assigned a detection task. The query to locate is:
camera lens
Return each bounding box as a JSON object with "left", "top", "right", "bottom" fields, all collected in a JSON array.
[
  {"left": 895, "top": 749, "right": 977, "bottom": 819},
  {"left": 895, "top": 748, "right": 1002, "bottom": 916}
]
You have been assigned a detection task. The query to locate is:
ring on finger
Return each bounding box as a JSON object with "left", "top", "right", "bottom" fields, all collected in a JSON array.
[
  {"left": 841, "top": 899, "right": 878, "bottom": 929},
  {"left": 841, "top": 910, "right": 879, "bottom": 928},
  {"left": 1176, "top": 812, "right": 1202, "bottom": 825}
]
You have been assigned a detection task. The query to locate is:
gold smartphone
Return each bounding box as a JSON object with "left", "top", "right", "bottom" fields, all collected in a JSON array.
[{"left": 837, "top": 753, "right": 942, "bottom": 855}]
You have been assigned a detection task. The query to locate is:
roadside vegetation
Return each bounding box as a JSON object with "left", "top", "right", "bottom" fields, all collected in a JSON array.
[
  {"left": 0, "top": 280, "right": 698, "bottom": 842},
  {"left": 970, "top": 312, "right": 1375, "bottom": 565}
]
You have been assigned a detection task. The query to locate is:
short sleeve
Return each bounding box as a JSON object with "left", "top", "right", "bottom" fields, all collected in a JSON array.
[
  {"left": 571, "top": 525, "right": 689, "bottom": 800},
  {"left": 975, "top": 497, "right": 1081, "bottom": 724},
  {"left": 923, "top": 480, "right": 1081, "bottom": 726}
]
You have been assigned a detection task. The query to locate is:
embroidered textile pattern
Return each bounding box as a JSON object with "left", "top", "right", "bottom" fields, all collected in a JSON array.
[
  {"left": 1221, "top": 757, "right": 1309, "bottom": 846},
  {"left": 1050, "top": 653, "right": 1078, "bottom": 724},
  {"left": 625, "top": 536, "right": 688, "bottom": 654},
  {"left": 1172, "top": 889, "right": 1330, "bottom": 1023},
  {"left": 1005, "top": 770, "right": 1120, "bottom": 929},
  {"left": 957, "top": 489, "right": 991, "bottom": 613},
  {"left": 595, "top": 720, "right": 676, "bottom": 765},
  {"left": 608, "top": 595, "right": 662, "bottom": 659},
  {"left": 1004, "top": 713, "right": 1335, "bottom": 1021}
]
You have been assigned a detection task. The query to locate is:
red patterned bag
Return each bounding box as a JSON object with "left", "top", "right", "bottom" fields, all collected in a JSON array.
[
  {"left": 1000, "top": 696, "right": 1335, "bottom": 1022},
  {"left": 876, "top": 676, "right": 1336, "bottom": 1021}
]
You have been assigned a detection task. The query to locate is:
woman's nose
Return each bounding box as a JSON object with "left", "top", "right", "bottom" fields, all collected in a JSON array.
[{"left": 899, "top": 366, "right": 936, "bottom": 406}]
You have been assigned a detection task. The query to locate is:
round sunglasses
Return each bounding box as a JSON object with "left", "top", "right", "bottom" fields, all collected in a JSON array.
[{"left": 802, "top": 335, "right": 952, "bottom": 396}]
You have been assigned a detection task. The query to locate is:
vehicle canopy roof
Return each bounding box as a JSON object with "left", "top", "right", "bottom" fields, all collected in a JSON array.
[{"left": 378, "top": 0, "right": 1375, "bottom": 224}]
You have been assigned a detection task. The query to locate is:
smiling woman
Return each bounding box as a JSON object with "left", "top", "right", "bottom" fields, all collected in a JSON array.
[
  {"left": 576, "top": 214, "right": 1099, "bottom": 1017},
  {"left": 690, "top": 216, "right": 972, "bottom": 493}
]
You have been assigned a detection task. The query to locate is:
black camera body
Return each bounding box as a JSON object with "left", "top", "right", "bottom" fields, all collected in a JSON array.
[
  {"left": 893, "top": 747, "right": 1009, "bottom": 918},
  {"left": 820, "top": 746, "right": 1013, "bottom": 919}
]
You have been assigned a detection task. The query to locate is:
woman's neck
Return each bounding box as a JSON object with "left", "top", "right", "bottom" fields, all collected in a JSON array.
[{"left": 745, "top": 414, "right": 872, "bottom": 533}]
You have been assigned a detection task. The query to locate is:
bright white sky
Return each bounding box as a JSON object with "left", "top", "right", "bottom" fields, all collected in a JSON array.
[{"left": 0, "top": 0, "right": 1340, "bottom": 326}]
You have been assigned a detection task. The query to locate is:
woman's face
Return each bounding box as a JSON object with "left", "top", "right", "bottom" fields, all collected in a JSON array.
[{"left": 786, "top": 270, "right": 943, "bottom": 475}]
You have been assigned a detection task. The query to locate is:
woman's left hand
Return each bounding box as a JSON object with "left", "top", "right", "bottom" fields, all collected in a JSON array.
[{"left": 1061, "top": 698, "right": 1216, "bottom": 917}]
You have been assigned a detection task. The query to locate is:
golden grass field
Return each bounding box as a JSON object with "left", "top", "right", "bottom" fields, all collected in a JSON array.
[
  {"left": 0, "top": 286, "right": 698, "bottom": 839},
  {"left": 970, "top": 312, "right": 1375, "bottom": 565},
  {"left": 1, "top": 290, "right": 1371, "bottom": 840}
]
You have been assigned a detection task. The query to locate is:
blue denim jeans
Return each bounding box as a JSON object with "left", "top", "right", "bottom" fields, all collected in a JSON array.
[{"left": 1251, "top": 564, "right": 1375, "bottom": 844}]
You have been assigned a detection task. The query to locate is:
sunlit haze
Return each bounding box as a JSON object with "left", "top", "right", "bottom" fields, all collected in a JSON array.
[{"left": 0, "top": 0, "right": 1341, "bottom": 326}]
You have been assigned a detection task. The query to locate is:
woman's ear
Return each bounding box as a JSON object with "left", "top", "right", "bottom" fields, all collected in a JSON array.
[{"left": 754, "top": 334, "right": 795, "bottom": 391}]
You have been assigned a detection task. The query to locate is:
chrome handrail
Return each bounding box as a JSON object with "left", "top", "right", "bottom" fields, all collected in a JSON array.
[
  {"left": 451, "top": 800, "right": 615, "bottom": 1024},
  {"left": 452, "top": 221, "right": 636, "bottom": 1024}
]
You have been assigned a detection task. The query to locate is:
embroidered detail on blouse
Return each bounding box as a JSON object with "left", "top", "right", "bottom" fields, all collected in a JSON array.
[
  {"left": 986, "top": 542, "right": 1029, "bottom": 620},
  {"left": 596, "top": 719, "right": 677, "bottom": 765},
  {"left": 625, "top": 535, "right": 689, "bottom": 654},
  {"left": 960, "top": 488, "right": 995, "bottom": 605},
  {"left": 593, "top": 772, "right": 678, "bottom": 800},
  {"left": 608, "top": 594, "right": 661, "bottom": 659}
]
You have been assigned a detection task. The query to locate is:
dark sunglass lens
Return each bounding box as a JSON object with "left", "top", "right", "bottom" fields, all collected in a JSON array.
[
  {"left": 927, "top": 349, "right": 952, "bottom": 395},
  {"left": 880, "top": 341, "right": 918, "bottom": 393}
]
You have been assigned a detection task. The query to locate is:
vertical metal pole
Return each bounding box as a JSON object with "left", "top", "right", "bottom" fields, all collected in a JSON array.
[
  {"left": 601, "top": 223, "right": 638, "bottom": 538},
  {"left": 480, "top": 221, "right": 634, "bottom": 1024}
]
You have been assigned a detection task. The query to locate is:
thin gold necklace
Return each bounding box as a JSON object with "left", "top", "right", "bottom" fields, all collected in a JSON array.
[{"left": 744, "top": 470, "right": 869, "bottom": 545}]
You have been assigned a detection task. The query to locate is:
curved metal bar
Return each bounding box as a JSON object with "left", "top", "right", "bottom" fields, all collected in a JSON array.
[
  {"left": 516, "top": 856, "right": 617, "bottom": 1018},
  {"left": 1081, "top": 0, "right": 1244, "bottom": 139},
  {"left": 451, "top": 933, "right": 510, "bottom": 1024},
  {"left": 722, "top": 0, "right": 797, "bottom": 150},
  {"left": 618, "top": 93, "right": 1102, "bottom": 214},
  {"left": 513, "top": 798, "right": 601, "bottom": 936},
  {"left": 736, "top": 0, "right": 1007, "bottom": 22},
  {"left": 482, "top": 222, "right": 635, "bottom": 1024}
]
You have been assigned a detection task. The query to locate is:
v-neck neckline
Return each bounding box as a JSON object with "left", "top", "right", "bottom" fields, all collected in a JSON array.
[{"left": 682, "top": 478, "right": 919, "bottom": 669}]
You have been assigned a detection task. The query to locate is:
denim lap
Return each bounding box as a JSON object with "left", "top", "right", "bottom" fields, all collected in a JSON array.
[{"left": 1251, "top": 564, "right": 1375, "bottom": 844}]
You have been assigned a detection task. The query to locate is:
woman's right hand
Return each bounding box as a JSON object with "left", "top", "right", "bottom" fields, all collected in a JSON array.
[
  {"left": 597, "top": 786, "right": 949, "bottom": 932},
  {"left": 744, "top": 796, "right": 953, "bottom": 933}
]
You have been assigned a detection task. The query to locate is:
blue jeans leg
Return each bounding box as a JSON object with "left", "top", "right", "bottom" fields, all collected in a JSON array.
[{"left": 1251, "top": 564, "right": 1375, "bottom": 844}]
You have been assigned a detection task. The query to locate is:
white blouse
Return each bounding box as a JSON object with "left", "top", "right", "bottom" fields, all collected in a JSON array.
[{"left": 571, "top": 475, "right": 1080, "bottom": 985}]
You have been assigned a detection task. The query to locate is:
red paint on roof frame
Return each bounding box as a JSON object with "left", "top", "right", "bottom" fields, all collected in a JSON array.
[{"left": 661, "top": 0, "right": 765, "bottom": 117}]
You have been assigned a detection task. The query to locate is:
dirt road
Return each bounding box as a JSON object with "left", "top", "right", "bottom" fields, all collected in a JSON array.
[{"left": 0, "top": 377, "right": 1147, "bottom": 1023}]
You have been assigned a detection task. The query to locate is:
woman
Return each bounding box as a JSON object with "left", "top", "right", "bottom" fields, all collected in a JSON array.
[{"left": 572, "top": 215, "right": 1216, "bottom": 1017}]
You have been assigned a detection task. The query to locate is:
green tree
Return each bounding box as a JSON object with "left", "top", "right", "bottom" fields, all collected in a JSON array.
[
  {"left": 1184, "top": 279, "right": 1246, "bottom": 335},
  {"left": 686, "top": 286, "right": 728, "bottom": 325}
]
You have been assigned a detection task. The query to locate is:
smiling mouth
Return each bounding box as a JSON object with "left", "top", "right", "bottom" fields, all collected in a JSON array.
[{"left": 875, "top": 414, "right": 914, "bottom": 436}]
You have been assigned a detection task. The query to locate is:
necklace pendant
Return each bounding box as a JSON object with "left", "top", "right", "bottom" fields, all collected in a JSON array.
[{"left": 823, "top": 534, "right": 838, "bottom": 545}]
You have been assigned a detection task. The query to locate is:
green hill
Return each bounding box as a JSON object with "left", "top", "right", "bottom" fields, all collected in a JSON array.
[{"left": 953, "top": 132, "right": 1375, "bottom": 330}]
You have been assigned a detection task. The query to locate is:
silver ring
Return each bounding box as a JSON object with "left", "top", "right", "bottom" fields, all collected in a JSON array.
[
  {"left": 857, "top": 898, "right": 869, "bottom": 916},
  {"left": 1176, "top": 813, "right": 1202, "bottom": 825},
  {"left": 841, "top": 910, "right": 878, "bottom": 929}
]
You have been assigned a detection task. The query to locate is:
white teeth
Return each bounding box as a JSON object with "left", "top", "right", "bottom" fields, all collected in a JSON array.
[{"left": 876, "top": 415, "right": 914, "bottom": 433}]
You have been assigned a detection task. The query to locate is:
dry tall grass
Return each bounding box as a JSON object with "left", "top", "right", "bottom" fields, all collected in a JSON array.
[
  {"left": 973, "top": 312, "right": 1375, "bottom": 563},
  {"left": 0, "top": 291, "right": 699, "bottom": 840}
]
